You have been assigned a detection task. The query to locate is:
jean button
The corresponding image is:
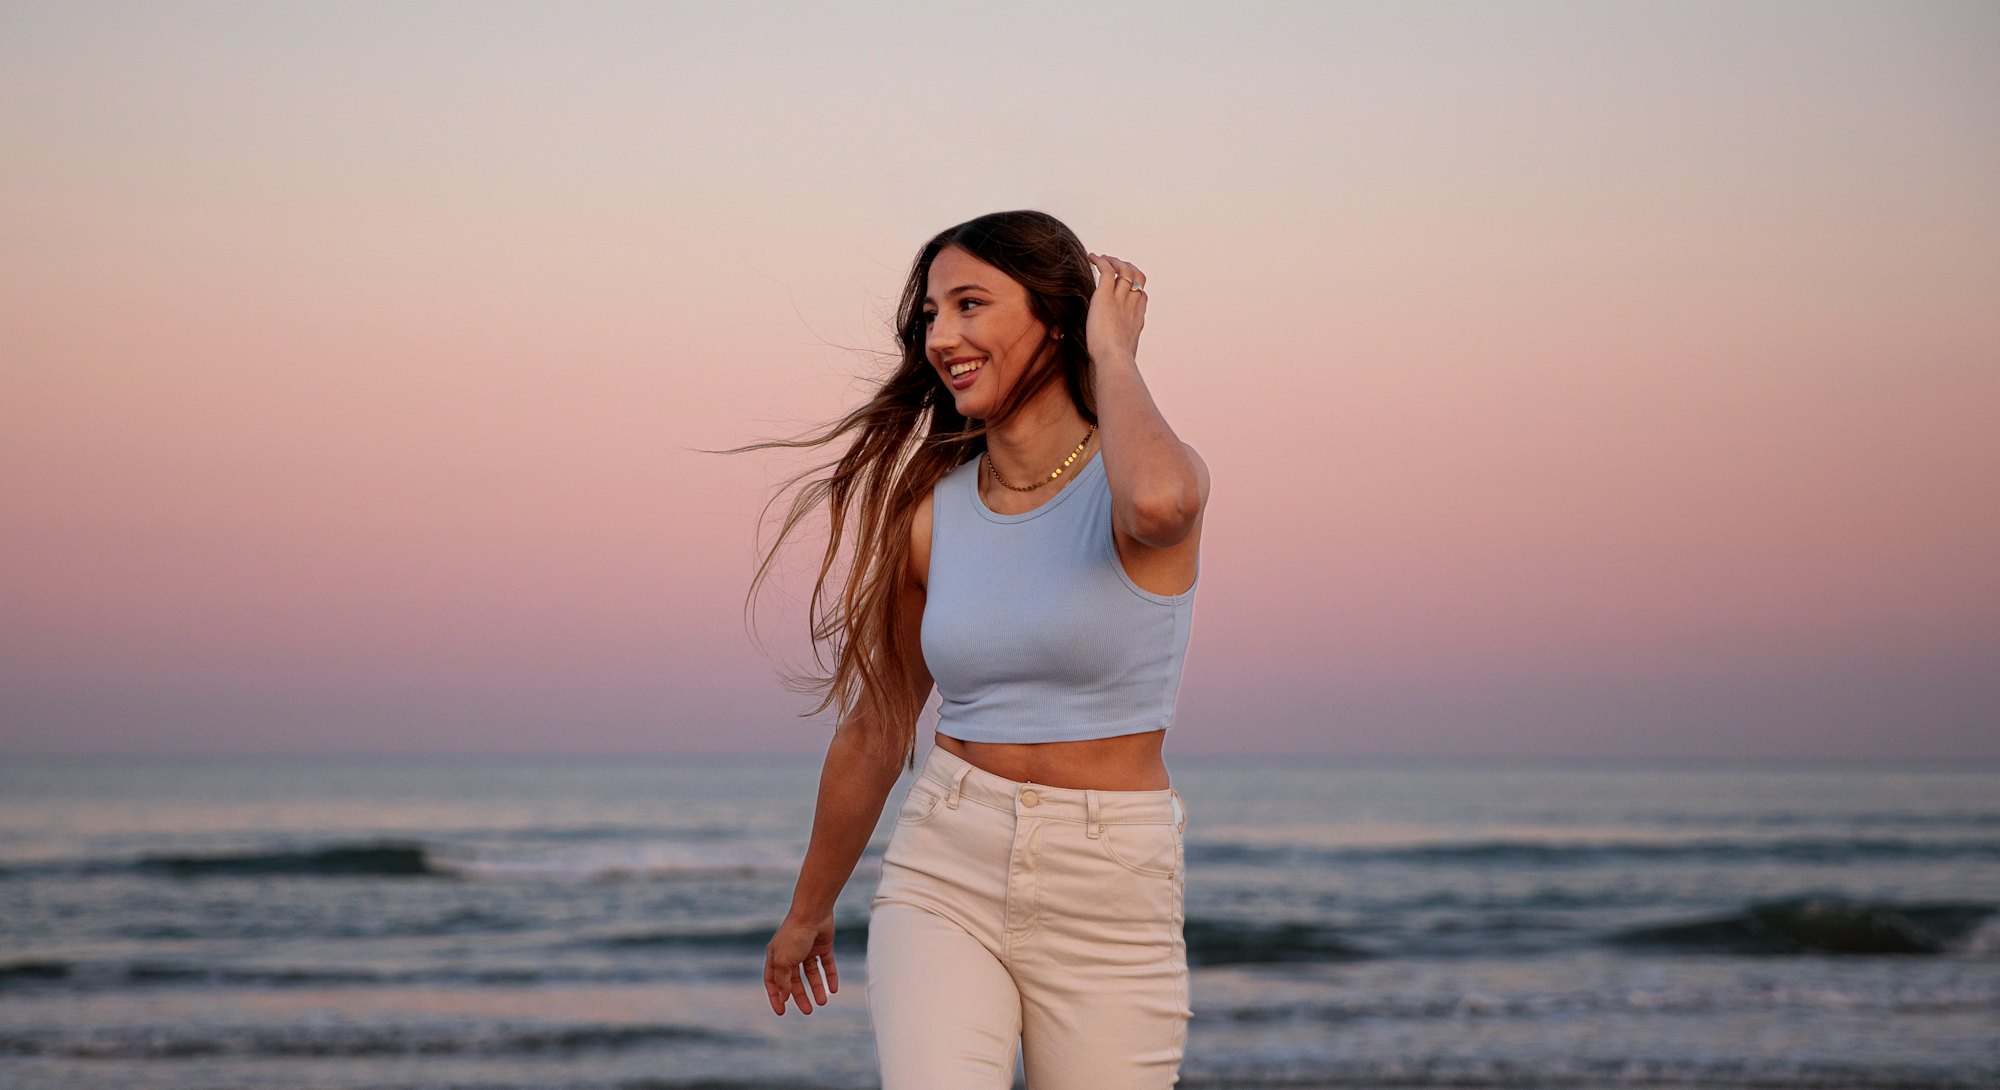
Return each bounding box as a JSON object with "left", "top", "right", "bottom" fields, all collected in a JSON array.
[{"left": 1019, "top": 788, "right": 1040, "bottom": 807}]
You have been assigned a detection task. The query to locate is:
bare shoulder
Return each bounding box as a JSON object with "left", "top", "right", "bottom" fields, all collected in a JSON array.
[
  {"left": 909, "top": 486, "right": 934, "bottom": 592},
  {"left": 901, "top": 486, "right": 937, "bottom": 708}
]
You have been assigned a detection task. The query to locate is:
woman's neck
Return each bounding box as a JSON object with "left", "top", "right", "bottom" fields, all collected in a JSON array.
[{"left": 983, "top": 395, "right": 1092, "bottom": 485}]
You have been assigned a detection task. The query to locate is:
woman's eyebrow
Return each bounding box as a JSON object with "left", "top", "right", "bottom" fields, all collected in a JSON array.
[{"left": 923, "top": 283, "right": 990, "bottom": 304}]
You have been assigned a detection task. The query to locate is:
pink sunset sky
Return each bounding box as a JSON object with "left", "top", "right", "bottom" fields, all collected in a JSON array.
[{"left": 3, "top": 2, "right": 1994, "bottom": 758}]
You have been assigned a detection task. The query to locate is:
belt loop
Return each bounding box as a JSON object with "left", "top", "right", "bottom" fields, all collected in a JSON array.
[
  {"left": 1085, "top": 788, "right": 1102, "bottom": 838},
  {"left": 946, "top": 766, "right": 970, "bottom": 809},
  {"left": 1170, "top": 788, "right": 1186, "bottom": 834}
]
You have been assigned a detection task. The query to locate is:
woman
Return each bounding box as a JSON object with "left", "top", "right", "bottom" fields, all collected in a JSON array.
[{"left": 749, "top": 210, "right": 1208, "bottom": 1088}]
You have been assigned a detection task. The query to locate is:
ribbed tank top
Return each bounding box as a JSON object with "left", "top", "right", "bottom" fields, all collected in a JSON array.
[{"left": 920, "top": 446, "right": 1199, "bottom": 743}]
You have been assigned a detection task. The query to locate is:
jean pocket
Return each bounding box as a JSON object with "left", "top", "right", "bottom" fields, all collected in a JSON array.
[
  {"left": 893, "top": 782, "right": 945, "bottom": 826},
  {"left": 1096, "top": 820, "right": 1180, "bottom": 879}
]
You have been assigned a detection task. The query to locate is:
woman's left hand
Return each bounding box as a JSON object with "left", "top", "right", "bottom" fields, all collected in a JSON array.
[{"left": 1085, "top": 252, "right": 1147, "bottom": 368}]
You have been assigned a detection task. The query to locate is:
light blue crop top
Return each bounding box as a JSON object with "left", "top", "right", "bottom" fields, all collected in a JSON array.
[{"left": 920, "top": 446, "right": 1199, "bottom": 743}]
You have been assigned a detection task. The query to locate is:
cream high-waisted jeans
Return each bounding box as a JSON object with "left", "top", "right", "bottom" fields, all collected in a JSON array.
[{"left": 867, "top": 742, "right": 1193, "bottom": 1089}]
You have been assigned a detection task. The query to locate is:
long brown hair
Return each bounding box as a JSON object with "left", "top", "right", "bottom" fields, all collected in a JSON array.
[{"left": 717, "top": 210, "right": 1099, "bottom": 770}]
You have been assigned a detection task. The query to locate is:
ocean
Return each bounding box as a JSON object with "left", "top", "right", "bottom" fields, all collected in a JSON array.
[{"left": 1, "top": 750, "right": 1995, "bottom": 1089}]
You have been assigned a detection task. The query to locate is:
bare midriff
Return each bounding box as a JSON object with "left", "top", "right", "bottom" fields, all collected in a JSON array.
[{"left": 933, "top": 728, "right": 1171, "bottom": 791}]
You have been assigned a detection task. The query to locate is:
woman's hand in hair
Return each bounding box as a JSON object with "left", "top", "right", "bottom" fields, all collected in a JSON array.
[
  {"left": 1084, "top": 251, "right": 1148, "bottom": 369},
  {"left": 763, "top": 911, "right": 839, "bottom": 1016}
]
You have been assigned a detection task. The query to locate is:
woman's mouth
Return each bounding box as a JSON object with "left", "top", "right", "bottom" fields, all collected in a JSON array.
[{"left": 948, "top": 359, "right": 984, "bottom": 390}]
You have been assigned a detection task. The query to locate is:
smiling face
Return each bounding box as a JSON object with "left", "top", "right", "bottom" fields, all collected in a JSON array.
[{"left": 922, "top": 245, "right": 1054, "bottom": 421}]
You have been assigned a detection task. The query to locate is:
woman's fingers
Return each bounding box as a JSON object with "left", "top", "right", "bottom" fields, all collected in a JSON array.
[
  {"left": 803, "top": 955, "right": 830, "bottom": 1006},
  {"left": 1088, "top": 252, "right": 1146, "bottom": 293},
  {"left": 765, "top": 950, "right": 815, "bottom": 1015},
  {"left": 792, "top": 964, "right": 816, "bottom": 1013},
  {"left": 764, "top": 958, "right": 789, "bottom": 1015},
  {"left": 821, "top": 950, "right": 840, "bottom": 994},
  {"left": 1087, "top": 253, "right": 1116, "bottom": 293},
  {"left": 775, "top": 961, "right": 812, "bottom": 1015}
]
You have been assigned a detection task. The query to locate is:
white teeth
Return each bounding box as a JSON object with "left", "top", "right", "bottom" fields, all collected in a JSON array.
[{"left": 949, "top": 360, "right": 984, "bottom": 377}]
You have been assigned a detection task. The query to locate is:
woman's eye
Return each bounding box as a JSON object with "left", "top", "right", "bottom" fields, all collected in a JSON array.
[{"left": 920, "top": 300, "right": 979, "bottom": 326}]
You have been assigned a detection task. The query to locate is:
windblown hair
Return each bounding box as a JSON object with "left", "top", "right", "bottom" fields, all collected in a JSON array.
[{"left": 719, "top": 210, "right": 1099, "bottom": 771}]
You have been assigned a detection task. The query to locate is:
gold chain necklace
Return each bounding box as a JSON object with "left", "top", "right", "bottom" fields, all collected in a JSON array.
[{"left": 985, "top": 425, "right": 1097, "bottom": 492}]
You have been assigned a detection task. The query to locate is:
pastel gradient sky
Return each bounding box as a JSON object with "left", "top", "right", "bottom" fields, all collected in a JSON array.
[{"left": 4, "top": 2, "right": 1995, "bottom": 758}]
